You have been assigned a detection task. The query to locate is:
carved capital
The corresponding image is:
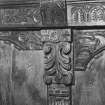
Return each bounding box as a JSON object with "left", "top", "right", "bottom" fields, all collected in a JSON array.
[
  {"left": 43, "top": 42, "right": 73, "bottom": 85},
  {"left": 42, "top": 29, "right": 73, "bottom": 86}
]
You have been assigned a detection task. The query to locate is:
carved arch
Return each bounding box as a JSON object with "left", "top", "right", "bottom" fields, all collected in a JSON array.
[
  {"left": 89, "top": 6, "right": 105, "bottom": 22},
  {"left": 72, "top": 8, "right": 87, "bottom": 23},
  {"left": 84, "top": 45, "right": 105, "bottom": 70}
]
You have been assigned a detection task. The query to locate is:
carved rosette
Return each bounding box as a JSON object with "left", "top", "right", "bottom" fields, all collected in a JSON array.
[{"left": 42, "top": 29, "right": 73, "bottom": 105}]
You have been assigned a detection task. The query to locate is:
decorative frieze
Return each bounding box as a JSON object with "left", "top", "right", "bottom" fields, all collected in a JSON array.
[
  {"left": 0, "top": 0, "right": 67, "bottom": 27},
  {"left": 67, "top": 2, "right": 105, "bottom": 26},
  {"left": 41, "top": 29, "right": 71, "bottom": 42},
  {"left": 43, "top": 42, "right": 72, "bottom": 85},
  {"left": 0, "top": 31, "right": 43, "bottom": 50},
  {"left": 1, "top": 7, "right": 42, "bottom": 25}
]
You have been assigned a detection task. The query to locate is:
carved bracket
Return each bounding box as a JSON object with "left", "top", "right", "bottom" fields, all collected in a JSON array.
[
  {"left": 42, "top": 29, "right": 73, "bottom": 105},
  {"left": 0, "top": 28, "right": 73, "bottom": 105},
  {"left": 74, "top": 29, "right": 105, "bottom": 71}
]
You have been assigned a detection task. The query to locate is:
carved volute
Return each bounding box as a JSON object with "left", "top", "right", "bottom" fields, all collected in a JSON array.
[{"left": 42, "top": 29, "right": 73, "bottom": 105}]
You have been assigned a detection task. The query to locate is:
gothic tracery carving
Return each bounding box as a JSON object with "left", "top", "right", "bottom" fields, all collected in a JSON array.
[
  {"left": 69, "top": 2, "right": 105, "bottom": 25},
  {"left": 89, "top": 6, "right": 105, "bottom": 22}
]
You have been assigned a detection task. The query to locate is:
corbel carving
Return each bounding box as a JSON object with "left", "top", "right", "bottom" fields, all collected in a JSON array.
[
  {"left": 42, "top": 29, "right": 73, "bottom": 105},
  {"left": 0, "top": 29, "right": 73, "bottom": 105},
  {"left": 74, "top": 30, "right": 105, "bottom": 71}
]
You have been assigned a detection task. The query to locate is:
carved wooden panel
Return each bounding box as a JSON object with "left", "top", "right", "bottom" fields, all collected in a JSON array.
[
  {"left": 0, "top": 0, "right": 67, "bottom": 27},
  {"left": 1, "top": 7, "right": 42, "bottom": 25},
  {"left": 42, "top": 29, "right": 73, "bottom": 105},
  {"left": 13, "top": 49, "right": 47, "bottom": 105},
  {"left": 73, "top": 29, "right": 105, "bottom": 105},
  {"left": 72, "top": 50, "right": 105, "bottom": 105},
  {"left": 67, "top": 1, "right": 105, "bottom": 26},
  {"left": 0, "top": 29, "right": 72, "bottom": 105},
  {"left": 0, "top": 42, "right": 13, "bottom": 105},
  {"left": 74, "top": 29, "right": 105, "bottom": 71},
  {"left": 40, "top": 0, "right": 67, "bottom": 26},
  {"left": 0, "top": 31, "right": 43, "bottom": 50}
]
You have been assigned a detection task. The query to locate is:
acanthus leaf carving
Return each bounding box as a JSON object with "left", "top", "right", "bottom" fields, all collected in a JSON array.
[{"left": 43, "top": 42, "right": 73, "bottom": 85}]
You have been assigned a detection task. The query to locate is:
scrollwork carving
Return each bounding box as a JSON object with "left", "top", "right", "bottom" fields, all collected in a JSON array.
[
  {"left": 43, "top": 42, "right": 73, "bottom": 85},
  {"left": 43, "top": 41, "right": 72, "bottom": 105},
  {"left": 0, "top": 31, "right": 43, "bottom": 50},
  {"left": 74, "top": 30, "right": 105, "bottom": 71},
  {"left": 1, "top": 7, "right": 42, "bottom": 25}
]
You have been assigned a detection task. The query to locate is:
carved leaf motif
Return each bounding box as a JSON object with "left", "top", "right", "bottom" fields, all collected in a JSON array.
[
  {"left": 0, "top": 31, "right": 43, "bottom": 50},
  {"left": 74, "top": 30, "right": 105, "bottom": 71},
  {"left": 44, "top": 42, "right": 73, "bottom": 85},
  {"left": 41, "top": 29, "right": 71, "bottom": 42},
  {"left": 2, "top": 8, "right": 42, "bottom": 25}
]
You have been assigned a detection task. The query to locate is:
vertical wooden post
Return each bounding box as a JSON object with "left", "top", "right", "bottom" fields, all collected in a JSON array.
[{"left": 42, "top": 29, "right": 74, "bottom": 105}]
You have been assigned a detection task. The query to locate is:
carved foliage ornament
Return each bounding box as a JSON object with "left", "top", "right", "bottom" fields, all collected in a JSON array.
[
  {"left": 42, "top": 29, "right": 72, "bottom": 105},
  {"left": 42, "top": 29, "right": 73, "bottom": 86},
  {"left": 0, "top": 31, "right": 43, "bottom": 50},
  {"left": 1, "top": 7, "right": 42, "bottom": 25},
  {"left": 0, "top": 29, "right": 72, "bottom": 105},
  {"left": 0, "top": 29, "right": 71, "bottom": 49},
  {"left": 74, "top": 30, "right": 105, "bottom": 71},
  {"left": 0, "top": 0, "right": 67, "bottom": 26}
]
